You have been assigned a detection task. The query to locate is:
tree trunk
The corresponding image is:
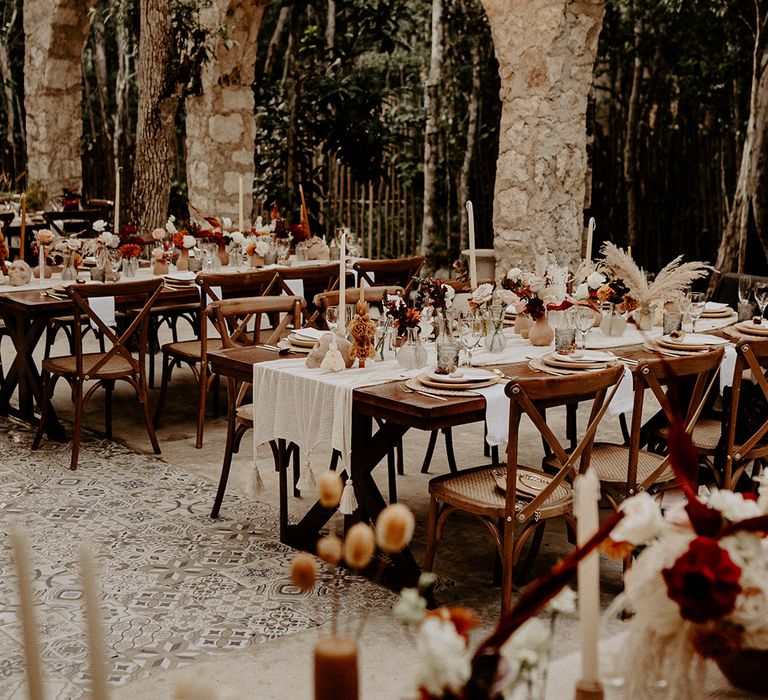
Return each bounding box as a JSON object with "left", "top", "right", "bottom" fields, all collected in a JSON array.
[
  {"left": 712, "top": 6, "right": 767, "bottom": 286},
  {"left": 420, "top": 0, "right": 444, "bottom": 269},
  {"left": 263, "top": 5, "right": 290, "bottom": 80},
  {"left": 0, "top": 11, "right": 17, "bottom": 176},
  {"left": 130, "top": 0, "right": 181, "bottom": 232},
  {"left": 623, "top": 10, "right": 642, "bottom": 249},
  {"left": 326, "top": 0, "right": 336, "bottom": 57},
  {"left": 458, "top": 41, "right": 480, "bottom": 252}
]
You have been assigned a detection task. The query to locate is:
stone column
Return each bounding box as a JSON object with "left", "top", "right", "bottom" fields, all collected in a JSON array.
[
  {"left": 185, "top": 0, "right": 271, "bottom": 225},
  {"left": 24, "top": 0, "right": 94, "bottom": 198},
  {"left": 481, "top": 0, "right": 605, "bottom": 275}
]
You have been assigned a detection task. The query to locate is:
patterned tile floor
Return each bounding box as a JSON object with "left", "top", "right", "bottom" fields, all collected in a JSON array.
[{"left": 0, "top": 417, "right": 395, "bottom": 699}]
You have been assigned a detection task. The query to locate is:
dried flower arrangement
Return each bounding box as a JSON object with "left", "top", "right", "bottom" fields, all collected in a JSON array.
[{"left": 384, "top": 292, "right": 421, "bottom": 337}]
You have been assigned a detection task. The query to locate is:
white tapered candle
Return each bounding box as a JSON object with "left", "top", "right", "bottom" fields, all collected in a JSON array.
[
  {"left": 585, "top": 217, "right": 595, "bottom": 264},
  {"left": 114, "top": 166, "right": 121, "bottom": 236},
  {"left": 80, "top": 543, "right": 109, "bottom": 700},
  {"left": 575, "top": 468, "right": 602, "bottom": 689},
  {"left": 238, "top": 176, "right": 244, "bottom": 234},
  {"left": 9, "top": 528, "right": 44, "bottom": 700},
  {"left": 466, "top": 200, "right": 477, "bottom": 289},
  {"left": 338, "top": 232, "right": 346, "bottom": 334}
]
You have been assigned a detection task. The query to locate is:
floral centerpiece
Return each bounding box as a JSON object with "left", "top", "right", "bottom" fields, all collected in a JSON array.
[
  {"left": 245, "top": 232, "right": 275, "bottom": 267},
  {"left": 171, "top": 228, "right": 197, "bottom": 271},
  {"left": 53, "top": 236, "right": 82, "bottom": 280},
  {"left": 84, "top": 221, "right": 120, "bottom": 281},
  {"left": 384, "top": 292, "right": 425, "bottom": 368},
  {"left": 226, "top": 230, "right": 246, "bottom": 267},
  {"left": 32, "top": 229, "right": 55, "bottom": 279},
  {"left": 0, "top": 229, "right": 8, "bottom": 276},
  {"left": 415, "top": 277, "right": 457, "bottom": 340},
  {"left": 384, "top": 293, "right": 421, "bottom": 338},
  {"left": 119, "top": 242, "right": 142, "bottom": 277},
  {"left": 599, "top": 242, "right": 710, "bottom": 330},
  {"left": 604, "top": 417, "right": 768, "bottom": 696}
]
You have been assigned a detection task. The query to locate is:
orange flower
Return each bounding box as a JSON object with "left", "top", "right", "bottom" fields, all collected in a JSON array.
[
  {"left": 426, "top": 606, "right": 480, "bottom": 642},
  {"left": 600, "top": 538, "right": 635, "bottom": 560}
]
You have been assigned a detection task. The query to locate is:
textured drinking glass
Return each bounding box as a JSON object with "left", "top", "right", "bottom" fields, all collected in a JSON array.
[
  {"left": 573, "top": 306, "right": 595, "bottom": 350},
  {"left": 738, "top": 300, "right": 756, "bottom": 322},
  {"left": 662, "top": 311, "right": 683, "bottom": 335},
  {"left": 738, "top": 275, "right": 753, "bottom": 304},
  {"left": 436, "top": 343, "right": 459, "bottom": 374},
  {"left": 554, "top": 327, "right": 577, "bottom": 355}
]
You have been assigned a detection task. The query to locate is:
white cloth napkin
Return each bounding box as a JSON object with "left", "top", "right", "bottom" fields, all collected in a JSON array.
[
  {"left": 204, "top": 285, "right": 223, "bottom": 307},
  {"left": 89, "top": 297, "right": 115, "bottom": 330},
  {"left": 474, "top": 383, "right": 508, "bottom": 447},
  {"left": 705, "top": 301, "right": 730, "bottom": 312},
  {"left": 283, "top": 278, "right": 304, "bottom": 298},
  {"left": 607, "top": 366, "right": 635, "bottom": 416},
  {"left": 720, "top": 345, "right": 738, "bottom": 392}
]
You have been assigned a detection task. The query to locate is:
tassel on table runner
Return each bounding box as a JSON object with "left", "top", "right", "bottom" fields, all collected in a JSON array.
[
  {"left": 248, "top": 465, "right": 264, "bottom": 497},
  {"left": 297, "top": 459, "right": 316, "bottom": 493},
  {"left": 339, "top": 478, "right": 357, "bottom": 515}
]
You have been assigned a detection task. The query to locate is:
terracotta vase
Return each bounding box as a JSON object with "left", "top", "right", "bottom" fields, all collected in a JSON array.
[
  {"left": 176, "top": 248, "right": 189, "bottom": 271},
  {"left": 514, "top": 312, "right": 532, "bottom": 338},
  {"left": 314, "top": 636, "right": 359, "bottom": 700},
  {"left": 528, "top": 315, "right": 554, "bottom": 346},
  {"left": 716, "top": 650, "right": 768, "bottom": 694},
  {"left": 153, "top": 260, "right": 169, "bottom": 276},
  {"left": 217, "top": 242, "right": 229, "bottom": 267}
]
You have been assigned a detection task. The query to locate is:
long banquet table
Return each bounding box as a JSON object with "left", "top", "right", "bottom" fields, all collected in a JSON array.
[{"left": 207, "top": 318, "right": 737, "bottom": 586}]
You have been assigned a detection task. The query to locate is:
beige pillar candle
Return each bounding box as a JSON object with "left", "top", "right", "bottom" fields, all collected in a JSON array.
[
  {"left": 9, "top": 528, "right": 44, "bottom": 700},
  {"left": 314, "top": 636, "right": 359, "bottom": 700},
  {"left": 466, "top": 200, "right": 477, "bottom": 289},
  {"left": 574, "top": 468, "right": 602, "bottom": 696},
  {"left": 79, "top": 543, "right": 109, "bottom": 700}
]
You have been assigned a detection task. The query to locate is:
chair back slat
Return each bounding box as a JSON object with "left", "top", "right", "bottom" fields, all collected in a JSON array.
[
  {"left": 352, "top": 256, "right": 424, "bottom": 295},
  {"left": 210, "top": 296, "right": 308, "bottom": 349},
  {"left": 313, "top": 285, "right": 405, "bottom": 311}
]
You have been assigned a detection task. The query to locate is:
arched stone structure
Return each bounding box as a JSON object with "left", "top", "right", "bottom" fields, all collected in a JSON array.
[
  {"left": 481, "top": 0, "right": 605, "bottom": 275},
  {"left": 24, "top": 0, "right": 95, "bottom": 197},
  {"left": 185, "top": 0, "right": 271, "bottom": 225}
]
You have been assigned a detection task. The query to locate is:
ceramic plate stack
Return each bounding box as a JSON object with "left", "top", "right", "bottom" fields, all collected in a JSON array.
[
  {"left": 417, "top": 368, "right": 498, "bottom": 391},
  {"left": 649, "top": 333, "right": 729, "bottom": 355},
  {"left": 504, "top": 304, "right": 517, "bottom": 321},
  {"left": 701, "top": 302, "right": 735, "bottom": 319},
  {"left": 733, "top": 320, "right": 768, "bottom": 338},
  {"left": 164, "top": 271, "right": 197, "bottom": 284},
  {"left": 286, "top": 327, "right": 328, "bottom": 353},
  {"left": 540, "top": 350, "right": 615, "bottom": 371}
]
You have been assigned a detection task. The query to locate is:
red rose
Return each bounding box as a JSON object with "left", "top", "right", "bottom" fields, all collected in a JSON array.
[{"left": 662, "top": 537, "right": 741, "bottom": 623}]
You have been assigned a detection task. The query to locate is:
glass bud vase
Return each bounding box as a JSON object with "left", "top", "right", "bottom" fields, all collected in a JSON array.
[
  {"left": 600, "top": 303, "right": 627, "bottom": 337},
  {"left": 435, "top": 313, "right": 459, "bottom": 372},
  {"left": 484, "top": 305, "right": 507, "bottom": 353},
  {"left": 396, "top": 327, "right": 427, "bottom": 371},
  {"left": 122, "top": 258, "right": 138, "bottom": 277},
  {"left": 61, "top": 258, "right": 77, "bottom": 281}
]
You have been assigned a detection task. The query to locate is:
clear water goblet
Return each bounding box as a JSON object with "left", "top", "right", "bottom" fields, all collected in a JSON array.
[{"left": 687, "top": 292, "right": 706, "bottom": 333}]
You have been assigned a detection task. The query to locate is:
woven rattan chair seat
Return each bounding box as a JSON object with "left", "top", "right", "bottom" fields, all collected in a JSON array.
[
  {"left": 590, "top": 443, "right": 674, "bottom": 484},
  {"left": 659, "top": 418, "right": 722, "bottom": 452},
  {"left": 429, "top": 465, "right": 572, "bottom": 519},
  {"left": 42, "top": 352, "right": 134, "bottom": 379},
  {"left": 235, "top": 403, "right": 254, "bottom": 425},
  {"left": 162, "top": 338, "right": 223, "bottom": 360}
]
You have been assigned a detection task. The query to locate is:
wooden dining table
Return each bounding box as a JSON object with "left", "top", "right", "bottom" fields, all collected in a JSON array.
[
  {"left": 0, "top": 283, "right": 199, "bottom": 439},
  {"left": 206, "top": 342, "right": 664, "bottom": 586}
]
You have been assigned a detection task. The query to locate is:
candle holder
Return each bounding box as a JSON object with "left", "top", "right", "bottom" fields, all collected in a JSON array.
[{"left": 574, "top": 679, "right": 604, "bottom": 700}]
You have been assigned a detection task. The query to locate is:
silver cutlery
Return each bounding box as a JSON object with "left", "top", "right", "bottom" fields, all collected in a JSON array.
[{"left": 400, "top": 384, "right": 448, "bottom": 401}]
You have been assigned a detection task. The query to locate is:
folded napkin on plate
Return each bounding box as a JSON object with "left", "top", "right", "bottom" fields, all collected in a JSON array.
[
  {"left": 705, "top": 301, "right": 730, "bottom": 312},
  {"left": 293, "top": 327, "right": 327, "bottom": 341}
]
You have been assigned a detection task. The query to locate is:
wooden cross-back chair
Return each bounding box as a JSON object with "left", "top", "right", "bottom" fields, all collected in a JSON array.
[
  {"left": 208, "top": 295, "right": 308, "bottom": 518},
  {"left": 32, "top": 278, "right": 164, "bottom": 470},
  {"left": 42, "top": 209, "right": 104, "bottom": 237},
  {"left": 152, "top": 269, "right": 280, "bottom": 448},
  {"left": 718, "top": 338, "right": 768, "bottom": 489},
  {"left": 275, "top": 263, "right": 348, "bottom": 326},
  {"left": 352, "top": 255, "right": 424, "bottom": 296},
  {"left": 423, "top": 365, "right": 624, "bottom": 613},
  {"left": 585, "top": 349, "right": 724, "bottom": 506}
]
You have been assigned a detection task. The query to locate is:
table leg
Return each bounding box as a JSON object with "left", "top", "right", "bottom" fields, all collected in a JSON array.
[{"left": 0, "top": 310, "right": 66, "bottom": 441}]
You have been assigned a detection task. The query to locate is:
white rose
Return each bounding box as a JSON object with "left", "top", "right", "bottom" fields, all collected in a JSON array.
[
  {"left": 612, "top": 492, "right": 663, "bottom": 545},
  {"left": 443, "top": 284, "right": 456, "bottom": 305},
  {"left": 66, "top": 237, "right": 81, "bottom": 251},
  {"left": 92, "top": 219, "right": 107, "bottom": 233},
  {"left": 507, "top": 267, "right": 522, "bottom": 281},
  {"left": 230, "top": 231, "right": 245, "bottom": 246},
  {"left": 393, "top": 588, "right": 426, "bottom": 625},
  {"left": 548, "top": 586, "right": 577, "bottom": 615},
  {"left": 165, "top": 217, "right": 177, "bottom": 235},
  {"left": 151, "top": 228, "right": 166, "bottom": 241},
  {"left": 497, "top": 289, "right": 516, "bottom": 306},
  {"left": 222, "top": 217, "right": 233, "bottom": 229},
  {"left": 574, "top": 282, "right": 589, "bottom": 300},
  {"left": 471, "top": 282, "right": 494, "bottom": 305},
  {"left": 415, "top": 617, "right": 471, "bottom": 696},
  {"left": 182, "top": 235, "right": 196, "bottom": 249},
  {"left": 587, "top": 271, "right": 605, "bottom": 289}
]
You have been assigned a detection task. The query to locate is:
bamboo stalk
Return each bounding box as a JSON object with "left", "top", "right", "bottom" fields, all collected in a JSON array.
[
  {"left": 367, "top": 181, "right": 373, "bottom": 258},
  {"left": 376, "top": 178, "right": 383, "bottom": 260}
]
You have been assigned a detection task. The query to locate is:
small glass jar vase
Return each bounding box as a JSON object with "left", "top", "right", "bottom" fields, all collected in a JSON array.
[
  {"left": 634, "top": 302, "right": 654, "bottom": 331},
  {"left": 122, "top": 257, "right": 138, "bottom": 277},
  {"left": 600, "top": 303, "right": 627, "bottom": 337},
  {"left": 435, "top": 313, "right": 459, "bottom": 371},
  {"left": 61, "top": 257, "right": 77, "bottom": 281},
  {"left": 396, "top": 327, "right": 427, "bottom": 371},
  {"left": 229, "top": 244, "right": 244, "bottom": 269},
  {"left": 484, "top": 305, "right": 507, "bottom": 353}
]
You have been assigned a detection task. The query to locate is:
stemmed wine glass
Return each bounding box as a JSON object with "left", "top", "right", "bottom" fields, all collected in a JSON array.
[
  {"left": 687, "top": 292, "right": 706, "bottom": 333},
  {"left": 573, "top": 306, "right": 595, "bottom": 350},
  {"left": 738, "top": 275, "right": 753, "bottom": 305},
  {"left": 458, "top": 311, "right": 483, "bottom": 367},
  {"left": 326, "top": 305, "right": 353, "bottom": 337},
  {"left": 755, "top": 282, "right": 768, "bottom": 320}
]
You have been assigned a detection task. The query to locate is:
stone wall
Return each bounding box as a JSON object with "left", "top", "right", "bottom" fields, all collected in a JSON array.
[
  {"left": 481, "top": 0, "right": 605, "bottom": 277},
  {"left": 185, "top": 0, "right": 271, "bottom": 226},
  {"left": 24, "top": 0, "right": 94, "bottom": 199}
]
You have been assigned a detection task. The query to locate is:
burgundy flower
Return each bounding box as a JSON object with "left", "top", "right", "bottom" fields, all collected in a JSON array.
[
  {"left": 692, "top": 625, "right": 743, "bottom": 659},
  {"left": 662, "top": 537, "right": 741, "bottom": 623}
]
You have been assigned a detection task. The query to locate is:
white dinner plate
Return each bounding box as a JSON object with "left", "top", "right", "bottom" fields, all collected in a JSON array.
[{"left": 427, "top": 369, "right": 497, "bottom": 384}]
